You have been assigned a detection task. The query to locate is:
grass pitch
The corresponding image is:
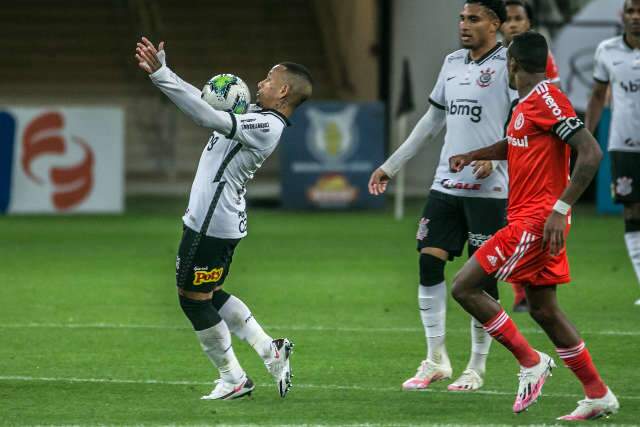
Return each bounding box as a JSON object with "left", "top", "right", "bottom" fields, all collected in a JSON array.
[{"left": 0, "top": 198, "right": 638, "bottom": 426}]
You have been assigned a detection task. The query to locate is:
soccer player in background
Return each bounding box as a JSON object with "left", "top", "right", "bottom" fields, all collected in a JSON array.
[
  {"left": 135, "top": 37, "right": 312, "bottom": 400},
  {"left": 448, "top": 31, "right": 619, "bottom": 419},
  {"left": 501, "top": 0, "right": 561, "bottom": 312},
  {"left": 369, "top": 0, "right": 517, "bottom": 392},
  {"left": 586, "top": 0, "right": 640, "bottom": 306}
]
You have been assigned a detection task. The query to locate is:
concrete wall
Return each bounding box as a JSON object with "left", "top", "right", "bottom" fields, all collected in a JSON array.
[{"left": 389, "top": 0, "right": 464, "bottom": 195}]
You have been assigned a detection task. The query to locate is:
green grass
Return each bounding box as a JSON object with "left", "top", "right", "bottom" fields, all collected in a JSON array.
[{"left": 0, "top": 198, "right": 638, "bottom": 426}]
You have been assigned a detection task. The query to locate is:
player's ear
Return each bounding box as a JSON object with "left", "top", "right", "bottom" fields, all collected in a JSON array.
[{"left": 279, "top": 83, "right": 291, "bottom": 100}]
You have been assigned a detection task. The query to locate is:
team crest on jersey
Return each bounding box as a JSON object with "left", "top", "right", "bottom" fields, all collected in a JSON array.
[
  {"left": 514, "top": 113, "right": 525, "bottom": 130},
  {"left": 476, "top": 68, "right": 495, "bottom": 88},
  {"left": 193, "top": 267, "right": 224, "bottom": 286},
  {"left": 416, "top": 218, "right": 430, "bottom": 241},
  {"left": 615, "top": 177, "right": 633, "bottom": 197}
]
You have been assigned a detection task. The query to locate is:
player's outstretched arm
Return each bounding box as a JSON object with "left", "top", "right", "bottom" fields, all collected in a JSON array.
[
  {"left": 543, "top": 128, "right": 603, "bottom": 255},
  {"left": 449, "top": 139, "right": 508, "bottom": 172},
  {"left": 368, "top": 107, "right": 446, "bottom": 196},
  {"left": 135, "top": 37, "right": 234, "bottom": 135},
  {"left": 584, "top": 81, "right": 608, "bottom": 134}
]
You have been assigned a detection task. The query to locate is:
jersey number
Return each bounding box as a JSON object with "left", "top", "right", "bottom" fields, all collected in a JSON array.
[{"left": 206, "top": 135, "right": 220, "bottom": 151}]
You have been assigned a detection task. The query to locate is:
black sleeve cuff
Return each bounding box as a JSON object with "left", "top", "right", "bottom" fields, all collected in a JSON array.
[
  {"left": 226, "top": 112, "right": 237, "bottom": 139},
  {"left": 553, "top": 117, "right": 585, "bottom": 143},
  {"left": 593, "top": 77, "right": 609, "bottom": 85},
  {"left": 428, "top": 98, "right": 446, "bottom": 110}
]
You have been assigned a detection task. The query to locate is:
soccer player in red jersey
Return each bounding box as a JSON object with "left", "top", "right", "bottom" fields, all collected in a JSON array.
[
  {"left": 448, "top": 31, "right": 619, "bottom": 420},
  {"left": 501, "top": 0, "right": 561, "bottom": 312}
]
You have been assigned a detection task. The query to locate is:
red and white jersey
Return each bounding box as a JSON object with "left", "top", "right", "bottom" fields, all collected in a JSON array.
[
  {"left": 505, "top": 81, "right": 584, "bottom": 232},
  {"left": 546, "top": 51, "right": 560, "bottom": 84}
]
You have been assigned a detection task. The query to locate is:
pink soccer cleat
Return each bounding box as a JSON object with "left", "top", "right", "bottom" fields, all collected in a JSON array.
[
  {"left": 513, "top": 351, "right": 555, "bottom": 413},
  {"left": 557, "top": 388, "right": 619, "bottom": 421},
  {"left": 402, "top": 358, "right": 452, "bottom": 391}
]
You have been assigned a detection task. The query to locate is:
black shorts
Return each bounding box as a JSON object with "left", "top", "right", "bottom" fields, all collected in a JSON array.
[
  {"left": 611, "top": 151, "right": 640, "bottom": 204},
  {"left": 175, "top": 225, "right": 240, "bottom": 293},
  {"left": 416, "top": 190, "right": 507, "bottom": 260}
]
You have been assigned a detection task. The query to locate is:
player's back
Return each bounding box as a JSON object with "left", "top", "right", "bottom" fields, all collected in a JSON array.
[
  {"left": 429, "top": 44, "right": 517, "bottom": 199},
  {"left": 505, "top": 81, "right": 582, "bottom": 232},
  {"left": 184, "top": 106, "right": 289, "bottom": 239}
]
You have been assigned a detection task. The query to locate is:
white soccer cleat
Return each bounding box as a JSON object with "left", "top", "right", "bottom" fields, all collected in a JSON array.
[
  {"left": 513, "top": 351, "right": 555, "bottom": 413},
  {"left": 402, "top": 358, "right": 452, "bottom": 391},
  {"left": 265, "top": 338, "right": 294, "bottom": 398},
  {"left": 634, "top": 298, "right": 640, "bottom": 306},
  {"left": 201, "top": 375, "right": 255, "bottom": 400},
  {"left": 557, "top": 388, "right": 620, "bottom": 421},
  {"left": 447, "top": 368, "right": 484, "bottom": 392}
]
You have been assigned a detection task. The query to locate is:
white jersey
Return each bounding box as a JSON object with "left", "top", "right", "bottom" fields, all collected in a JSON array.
[
  {"left": 429, "top": 43, "right": 518, "bottom": 198},
  {"left": 593, "top": 35, "right": 640, "bottom": 153},
  {"left": 183, "top": 105, "right": 289, "bottom": 239}
]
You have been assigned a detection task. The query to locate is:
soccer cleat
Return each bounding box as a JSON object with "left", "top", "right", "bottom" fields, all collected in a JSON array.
[
  {"left": 513, "top": 351, "right": 556, "bottom": 413},
  {"left": 634, "top": 298, "right": 640, "bottom": 306},
  {"left": 265, "top": 338, "right": 294, "bottom": 398},
  {"left": 201, "top": 375, "right": 255, "bottom": 400},
  {"left": 512, "top": 297, "right": 529, "bottom": 313},
  {"left": 557, "top": 388, "right": 620, "bottom": 421},
  {"left": 402, "top": 358, "right": 452, "bottom": 391},
  {"left": 447, "top": 368, "right": 484, "bottom": 392}
]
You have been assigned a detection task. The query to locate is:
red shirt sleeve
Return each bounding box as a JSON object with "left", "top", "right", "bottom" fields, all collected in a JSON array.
[
  {"left": 530, "top": 85, "right": 584, "bottom": 142},
  {"left": 546, "top": 51, "right": 560, "bottom": 83}
]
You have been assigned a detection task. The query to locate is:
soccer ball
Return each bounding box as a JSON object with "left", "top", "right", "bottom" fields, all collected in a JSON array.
[{"left": 201, "top": 73, "right": 251, "bottom": 114}]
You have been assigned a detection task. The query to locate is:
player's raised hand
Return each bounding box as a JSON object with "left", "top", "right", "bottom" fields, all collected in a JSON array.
[
  {"left": 471, "top": 160, "right": 493, "bottom": 179},
  {"left": 542, "top": 211, "right": 566, "bottom": 256},
  {"left": 135, "top": 36, "right": 164, "bottom": 74},
  {"left": 449, "top": 154, "right": 472, "bottom": 173},
  {"left": 368, "top": 167, "right": 391, "bottom": 196}
]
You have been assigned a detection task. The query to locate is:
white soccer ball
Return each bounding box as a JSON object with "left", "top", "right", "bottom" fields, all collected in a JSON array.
[{"left": 201, "top": 73, "right": 251, "bottom": 114}]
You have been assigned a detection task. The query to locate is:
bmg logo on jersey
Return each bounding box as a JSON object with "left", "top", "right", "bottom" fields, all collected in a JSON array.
[
  {"left": 448, "top": 100, "right": 483, "bottom": 123},
  {"left": 620, "top": 80, "right": 640, "bottom": 93}
]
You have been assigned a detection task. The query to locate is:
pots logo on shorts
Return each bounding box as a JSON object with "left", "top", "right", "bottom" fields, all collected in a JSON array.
[{"left": 193, "top": 267, "right": 224, "bottom": 286}]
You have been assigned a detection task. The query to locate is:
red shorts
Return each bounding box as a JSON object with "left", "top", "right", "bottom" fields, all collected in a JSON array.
[{"left": 474, "top": 222, "right": 570, "bottom": 286}]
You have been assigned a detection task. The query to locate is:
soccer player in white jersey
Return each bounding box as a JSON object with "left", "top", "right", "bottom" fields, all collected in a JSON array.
[
  {"left": 135, "top": 37, "right": 312, "bottom": 400},
  {"left": 587, "top": 0, "right": 640, "bottom": 306},
  {"left": 369, "top": 0, "right": 518, "bottom": 392}
]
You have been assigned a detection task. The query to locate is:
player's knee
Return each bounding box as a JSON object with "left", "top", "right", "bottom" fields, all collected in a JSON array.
[
  {"left": 211, "top": 288, "right": 231, "bottom": 310},
  {"left": 179, "top": 295, "right": 222, "bottom": 331},
  {"left": 419, "top": 253, "right": 446, "bottom": 287},
  {"left": 624, "top": 217, "right": 640, "bottom": 233},
  {"left": 528, "top": 304, "right": 558, "bottom": 326}
]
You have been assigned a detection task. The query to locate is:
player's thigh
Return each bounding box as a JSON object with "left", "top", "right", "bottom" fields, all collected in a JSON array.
[
  {"left": 416, "top": 190, "right": 467, "bottom": 261},
  {"left": 176, "top": 226, "right": 240, "bottom": 293},
  {"left": 463, "top": 196, "right": 507, "bottom": 256},
  {"left": 611, "top": 151, "right": 640, "bottom": 206}
]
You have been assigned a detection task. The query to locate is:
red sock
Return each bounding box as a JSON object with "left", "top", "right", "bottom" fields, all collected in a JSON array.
[
  {"left": 483, "top": 309, "right": 540, "bottom": 367},
  {"left": 512, "top": 283, "right": 526, "bottom": 302},
  {"left": 556, "top": 341, "right": 608, "bottom": 399}
]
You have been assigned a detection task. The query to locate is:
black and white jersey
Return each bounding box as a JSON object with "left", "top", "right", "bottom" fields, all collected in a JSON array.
[
  {"left": 183, "top": 105, "right": 289, "bottom": 238},
  {"left": 594, "top": 35, "right": 640, "bottom": 153},
  {"left": 429, "top": 43, "right": 518, "bottom": 198}
]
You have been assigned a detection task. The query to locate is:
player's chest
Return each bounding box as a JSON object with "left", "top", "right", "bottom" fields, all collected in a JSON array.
[
  {"left": 506, "top": 108, "right": 544, "bottom": 152},
  {"left": 608, "top": 52, "right": 640, "bottom": 90},
  {"left": 445, "top": 63, "right": 507, "bottom": 95}
]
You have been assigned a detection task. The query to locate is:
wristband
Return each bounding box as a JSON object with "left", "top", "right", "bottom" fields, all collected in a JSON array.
[{"left": 552, "top": 199, "right": 571, "bottom": 215}]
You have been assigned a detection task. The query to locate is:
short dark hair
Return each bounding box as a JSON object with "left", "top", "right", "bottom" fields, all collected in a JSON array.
[
  {"left": 508, "top": 31, "right": 548, "bottom": 73},
  {"left": 505, "top": 0, "right": 535, "bottom": 26},
  {"left": 278, "top": 62, "right": 313, "bottom": 106},
  {"left": 279, "top": 62, "right": 314, "bottom": 86},
  {"left": 465, "top": 0, "right": 508, "bottom": 24}
]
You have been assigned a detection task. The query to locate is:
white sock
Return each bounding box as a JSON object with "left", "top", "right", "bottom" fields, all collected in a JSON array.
[
  {"left": 196, "top": 321, "right": 245, "bottom": 384},
  {"left": 218, "top": 295, "right": 273, "bottom": 361},
  {"left": 418, "top": 282, "right": 448, "bottom": 364},
  {"left": 467, "top": 316, "right": 491, "bottom": 375},
  {"left": 625, "top": 231, "right": 640, "bottom": 285}
]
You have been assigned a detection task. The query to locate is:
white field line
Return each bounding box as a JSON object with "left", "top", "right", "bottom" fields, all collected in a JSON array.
[
  {"left": 1, "top": 375, "right": 639, "bottom": 401},
  {"left": 0, "top": 322, "right": 638, "bottom": 337}
]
